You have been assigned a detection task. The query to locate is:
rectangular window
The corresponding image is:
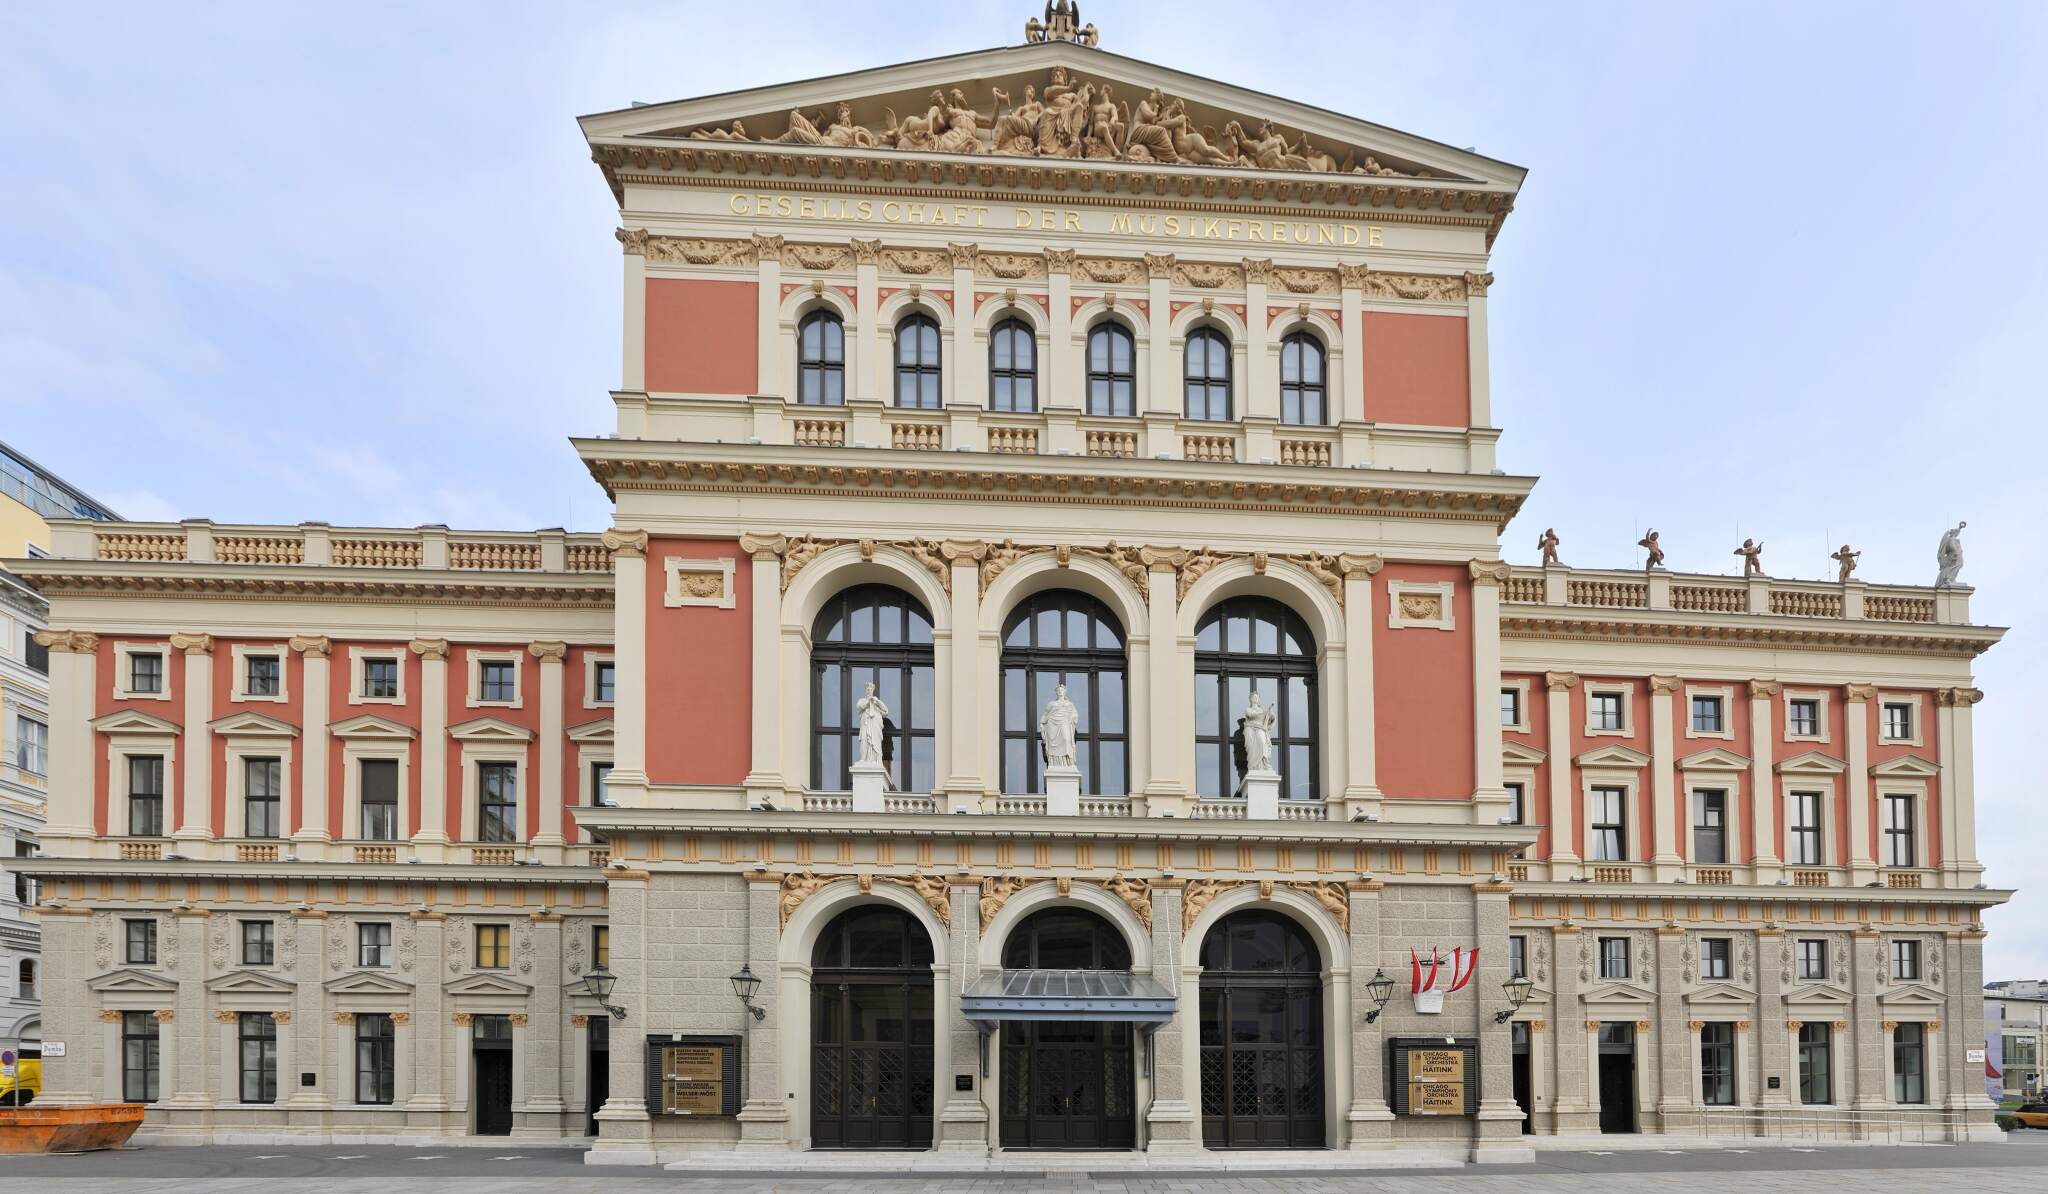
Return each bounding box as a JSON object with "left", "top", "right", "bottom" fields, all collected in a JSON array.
[
  {"left": 1499, "top": 688, "right": 1521, "bottom": 727},
  {"left": 359, "top": 759, "right": 399, "bottom": 841},
  {"left": 1690, "top": 695, "right": 1725, "bottom": 734},
  {"left": 1590, "top": 786, "right": 1627, "bottom": 861},
  {"left": 477, "top": 924, "right": 510, "bottom": 969},
  {"left": 1590, "top": 692, "right": 1624, "bottom": 731},
  {"left": 24, "top": 630, "right": 48, "bottom": 674},
  {"left": 362, "top": 657, "right": 399, "bottom": 699},
  {"left": 128, "top": 755, "right": 165, "bottom": 837},
  {"left": 478, "top": 659, "right": 516, "bottom": 703},
  {"left": 1789, "top": 791, "right": 1824, "bottom": 865},
  {"left": 1701, "top": 937, "right": 1731, "bottom": 980},
  {"left": 1893, "top": 1023, "right": 1926, "bottom": 1104},
  {"left": 1798, "top": 1022, "right": 1833, "bottom": 1104},
  {"left": 357, "top": 921, "right": 392, "bottom": 969},
  {"left": 244, "top": 756, "right": 282, "bottom": 838},
  {"left": 130, "top": 651, "right": 163, "bottom": 694},
  {"left": 1891, "top": 939, "right": 1920, "bottom": 981},
  {"left": 593, "top": 924, "right": 610, "bottom": 970},
  {"left": 592, "top": 761, "right": 615, "bottom": 808},
  {"left": 1700, "top": 1021, "right": 1736, "bottom": 1106},
  {"left": 125, "top": 918, "right": 157, "bottom": 965},
  {"left": 245, "top": 654, "right": 281, "bottom": 697},
  {"left": 1504, "top": 782, "right": 1524, "bottom": 827},
  {"left": 241, "top": 920, "right": 275, "bottom": 966},
  {"left": 355, "top": 1013, "right": 396, "bottom": 1105},
  {"left": 239, "top": 1013, "right": 278, "bottom": 1104},
  {"left": 122, "top": 1011, "right": 160, "bottom": 1103},
  {"left": 1882, "top": 702, "right": 1913, "bottom": 741},
  {"left": 1692, "top": 790, "right": 1727, "bottom": 864},
  {"left": 1598, "top": 936, "right": 1629, "bottom": 980},
  {"left": 594, "top": 661, "right": 616, "bottom": 705},
  {"left": 1508, "top": 935, "right": 1527, "bottom": 979},
  {"left": 1883, "top": 794, "right": 1917, "bottom": 868},
  {"left": 1788, "top": 698, "right": 1820, "bottom": 737},
  {"left": 14, "top": 716, "right": 47, "bottom": 776},
  {"left": 1797, "top": 939, "right": 1826, "bottom": 980},
  {"left": 478, "top": 762, "right": 517, "bottom": 843}
]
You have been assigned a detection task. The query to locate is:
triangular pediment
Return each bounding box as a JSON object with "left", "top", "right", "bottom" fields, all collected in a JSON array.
[
  {"left": 87, "top": 967, "right": 179, "bottom": 996},
  {"left": 90, "top": 709, "right": 181, "bottom": 736},
  {"left": 1582, "top": 981, "right": 1656, "bottom": 1006},
  {"left": 328, "top": 714, "right": 417, "bottom": 741},
  {"left": 1679, "top": 747, "right": 1751, "bottom": 772},
  {"left": 580, "top": 40, "right": 1521, "bottom": 189},
  {"left": 1872, "top": 754, "right": 1939, "bottom": 778},
  {"left": 209, "top": 711, "right": 299, "bottom": 738},
  {"left": 448, "top": 716, "right": 534, "bottom": 743},
  {"left": 323, "top": 970, "right": 416, "bottom": 996},
  {"left": 1879, "top": 983, "right": 1945, "bottom": 1008},
  {"left": 1783, "top": 983, "right": 1852, "bottom": 1007},
  {"left": 567, "top": 717, "right": 615, "bottom": 744},
  {"left": 1501, "top": 741, "right": 1547, "bottom": 767},
  {"left": 206, "top": 969, "right": 296, "bottom": 996},
  {"left": 1575, "top": 744, "right": 1651, "bottom": 769},
  {"left": 1683, "top": 985, "right": 1756, "bottom": 1006},
  {"left": 1777, "top": 750, "right": 1848, "bottom": 775},
  {"left": 445, "top": 971, "right": 534, "bottom": 998}
]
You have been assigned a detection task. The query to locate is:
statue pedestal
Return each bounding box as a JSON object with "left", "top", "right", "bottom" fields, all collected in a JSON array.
[
  {"left": 850, "top": 761, "right": 887, "bottom": 813},
  {"left": 1244, "top": 770, "right": 1281, "bottom": 820},
  {"left": 1044, "top": 766, "right": 1082, "bottom": 817}
]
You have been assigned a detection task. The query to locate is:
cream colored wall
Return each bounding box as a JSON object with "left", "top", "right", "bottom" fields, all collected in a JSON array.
[{"left": 0, "top": 498, "right": 50, "bottom": 559}]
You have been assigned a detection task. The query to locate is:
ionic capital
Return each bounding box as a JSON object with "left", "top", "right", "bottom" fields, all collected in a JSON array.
[
  {"left": 1844, "top": 682, "right": 1877, "bottom": 703},
  {"left": 601, "top": 528, "right": 650, "bottom": 559},
  {"left": 34, "top": 629, "right": 99, "bottom": 653},
  {"left": 1748, "top": 679, "right": 1782, "bottom": 699},
  {"left": 1545, "top": 671, "right": 1580, "bottom": 692},
  {"left": 1468, "top": 559, "right": 1512, "bottom": 586},
  {"left": 289, "top": 635, "right": 332, "bottom": 658},
  {"left": 527, "top": 640, "right": 567, "bottom": 663},
  {"left": 738, "top": 532, "right": 787, "bottom": 562},
  {"left": 408, "top": 638, "right": 449, "bottom": 661},
  {"left": 168, "top": 632, "right": 214, "bottom": 656},
  {"left": 1338, "top": 552, "right": 1384, "bottom": 579},
  {"left": 939, "top": 539, "right": 989, "bottom": 563},
  {"left": 1648, "top": 675, "right": 1683, "bottom": 695}
]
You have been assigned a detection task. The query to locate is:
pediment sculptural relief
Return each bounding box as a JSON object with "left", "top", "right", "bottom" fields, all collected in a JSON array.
[{"left": 688, "top": 65, "right": 1430, "bottom": 179}]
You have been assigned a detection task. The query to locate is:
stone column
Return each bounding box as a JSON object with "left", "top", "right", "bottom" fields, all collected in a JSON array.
[
  {"left": 405, "top": 911, "right": 447, "bottom": 1114},
  {"left": 1472, "top": 879, "right": 1532, "bottom": 1162},
  {"left": 34, "top": 631, "right": 98, "bottom": 849},
  {"left": 618, "top": 228, "right": 647, "bottom": 392},
  {"left": 603, "top": 530, "right": 650, "bottom": 806},
  {"left": 1464, "top": 271, "right": 1493, "bottom": 427},
  {"left": 1244, "top": 260, "right": 1273, "bottom": 420},
  {"left": 1469, "top": 563, "right": 1511, "bottom": 825},
  {"left": 755, "top": 234, "right": 784, "bottom": 399},
  {"left": 1850, "top": 928, "right": 1884, "bottom": 1109},
  {"left": 170, "top": 633, "right": 214, "bottom": 842},
  {"left": 1346, "top": 879, "right": 1393, "bottom": 1147},
  {"left": 1948, "top": 928, "right": 1999, "bottom": 1139},
  {"left": 292, "top": 636, "right": 333, "bottom": 849},
  {"left": 1144, "top": 880, "right": 1195, "bottom": 1152},
  {"left": 1340, "top": 556, "right": 1384, "bottom": 818},
  {"left": 1654, "top": 925, "right": 1690, "bottom": 1129},
  {"left": 1140, "top": 549, "right": 1188, "bottom": 813},
  {"left": 941, "top": 541, "right": 988, "bottom": 804},
  {"left": 286, "top": 910, "right": 331, "bottom": 1109},
  {"left": 1844, "top": 684, "right": 1876, "bottom": 883},
  {"left": 1757, "top": 927, "right": 1791, "bottom": 1107},
  {"left": 32, "top": 909, "right": 94, "bottom": 1105},
  {"left": 593, "top": 868, "right": 654, "bottom": 1162},
  {"left": 1748, "top": 682, "right": 1781, "bottom": 882},
  {"left": 1546, "top": 674, "right": 1581, "bottom": 878},
  {"left": 1938, "top": 688, "right": 1985, "bottom": 881},
  {"left": 1145, "top": 254, "right": 1175, "bottom": 418},
  {"left": 938, "top": 879, "right": 987, "bottom": 1149},
  {"left": 735, "top": 874, "right": 787, "bottom": 1147},
  {"left": 740, "top": 535, "right": 787, "bottom": 802},
  {"left": 1648, "top": 676, "right": 1682, "bottom": 880},
  {"left": 531, "top": 642, "right": 568, "bottom": 858},
  {"left": 1337, "top": 264, "right": 1370, "bottom": 463},
  {"left": 949, "top": 243, "right": 979, "bottom": 413},
  {"left": 410, "top": 638, "right": 451, "bottom": 860},
  {"left": 850, "top": 238, "right": 880, "bottom": 405},
  {"left": 522, "top": 911, "right": 566, "bottom": 1128},
  {"left": 1549, "top": 923, "right": 1590, "bottom": 1130},
  {"left": 161, "top": 909, "right": 210, "bottom": 1108}
]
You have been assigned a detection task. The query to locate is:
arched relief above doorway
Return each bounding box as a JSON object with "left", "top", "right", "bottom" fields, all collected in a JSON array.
[
  {"left": 1182, "top": 877, "right": 1354, "bottom": 932},
  {"left": 779, "top": 869, "right": 954, "bottom": 929},
  {"left": 975, "top": 875, "right": 1153, "bottom": 937}
]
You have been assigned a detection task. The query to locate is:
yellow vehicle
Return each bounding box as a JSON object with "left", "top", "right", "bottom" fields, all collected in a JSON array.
[
  {"left": 2015, "top": 1102, "right": 2048, "bottom": 1129},
  {"left": 0, "top": 1058, "right": 41, "bottom": 1105}
]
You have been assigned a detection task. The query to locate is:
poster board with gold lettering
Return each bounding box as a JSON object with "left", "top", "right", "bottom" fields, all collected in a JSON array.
[
  {"left": 644, "top": 1034, "right": 742, "bottom": 1116},
  {"left": 1389, "top": 1037, "right": 1478, "bottom": 1117}
]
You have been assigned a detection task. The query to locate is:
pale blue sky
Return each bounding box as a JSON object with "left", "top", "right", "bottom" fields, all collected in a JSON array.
[{"left": 3, "top": 3, "right": 2044, "bottom": 972}]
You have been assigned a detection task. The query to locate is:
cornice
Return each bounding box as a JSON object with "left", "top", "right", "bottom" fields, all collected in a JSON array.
[
  {"left": 10, "top": 564, "right": 614, "bottom": 610},
  {"left": 1500, "top": 609, "right": 2002, "bottom": 659},
  {"left": 12, "top": 857, "right": 608, "bottom": 883},
  {"left": 1509, "top": 880, "right": 2013, "bottom": 908}
]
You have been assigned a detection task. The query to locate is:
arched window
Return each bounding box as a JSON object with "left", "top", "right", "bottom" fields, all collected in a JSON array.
[
  {"left": 1000, "top": 591, "right": 1127, "bottom": 797},
  {"left": 811, "top": 906, "right": 935, "bottom": 1149},
  {"left": 1194, "top": 596, "right": 1318, "bottom": 801},
  {"left": 989, "top": 318, "right": 1037, "bottom": 413},
  {"left": 798, "top": 309, "right": 845, "bottom": 406},
  {"left": 1183, "top": 327, "right": 1232, "bottom": 421},
  {"left": 1279, "top": 332, "right": 1326, "bottom": 426},
  {"left": 1086, "top": 322, "right": 1136, "bottom": 417},
  {"left": 894, "top": 312, "right": 942, "bottom": 408},
  {"left": 1198, "top": 911, "right": 1324, "bottom": 1148},
  {"left": 811, "top": 585, "right": 935, "bottom": 793},
  {"left": 1001, "top": 906, "right": 1131, "bottom": 971}
]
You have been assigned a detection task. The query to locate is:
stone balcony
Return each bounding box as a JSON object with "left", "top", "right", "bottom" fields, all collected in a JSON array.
[
  {"left": 46, "top": 520, "right": 614, "bottom": 573},
  {"left": 1500, "top": 563, "right": 1974, "bottom": 626}
]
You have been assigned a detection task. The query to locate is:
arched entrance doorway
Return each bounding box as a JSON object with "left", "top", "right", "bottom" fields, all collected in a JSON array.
[
  {"left": 810, "top": 905, "right": 936, "bottom": 1149},
  {"left": 1198, "top": 910, "right": 1325, "bottom": 1148},
  {"left": 998, "top": 907, "right": 1137, "bottom": 1149}
]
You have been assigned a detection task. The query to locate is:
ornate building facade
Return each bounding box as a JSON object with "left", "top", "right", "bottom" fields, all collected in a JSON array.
[{"left": 6, "top": 17, "right": 2007, "bottom": 1163}]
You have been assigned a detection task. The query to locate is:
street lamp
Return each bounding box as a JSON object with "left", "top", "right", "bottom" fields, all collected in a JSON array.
[
  {"left": 1494, "top": 974, "right": 1535, "bottom": 1024},
  {"left": 1363, "top": 968, "right": 1395, "bottom": 1024},
  {"left": 730, "top": 963, "right": 766, "bottom": 1021},
  {"left": 581, "top": 963, "right": 627, "bottom": 1021}
]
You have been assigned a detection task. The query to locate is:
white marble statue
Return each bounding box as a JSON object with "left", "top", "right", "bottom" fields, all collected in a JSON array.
[
  {"left": 855, "top": 681, "right": 888, "bottom": 766},
  {"left": 1039, "top": 683, "right": 1079, "bottom": 769},
  {"left": 1241, "top": 690, "right": 1277, "bottom": 774},
  {"left": 1936, "top": 521, "right": 1967, "bottom": 587}
]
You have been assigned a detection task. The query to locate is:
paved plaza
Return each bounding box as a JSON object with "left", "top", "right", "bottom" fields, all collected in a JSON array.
[{"left": 2, "top": 1137, "right": 2047, "bottom": 1192}]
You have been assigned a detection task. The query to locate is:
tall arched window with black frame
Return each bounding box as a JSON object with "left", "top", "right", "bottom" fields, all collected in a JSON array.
[
  {"left": 1279, "top": 331, "right": 1326, "bottom": 426},
  {"left": 1086, "top": 321, "right": 1136, "bottom": 417},
  {"left": 1194, "top": 596, "right": 1318, "bottom": 801},
  {"left": 811, "top": 585, "right": 935, "bottom": 793},
  {"left": 894, "top": 312, "right": 942, "bottom": 408},
  {"left": 989, "top": 317, "right": 1037, "bottom": 413},
  {"left": 1184, "top": 326, "right": 1232, "bottom": 421},
  {"left": 999, "top": 591, "right": 1128, "bottom": 797},
  {"left": 797, "top": 309, "right": 845, "bottom": 405}
]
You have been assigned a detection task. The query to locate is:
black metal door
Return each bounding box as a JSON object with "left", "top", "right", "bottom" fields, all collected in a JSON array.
[
  {"left": 1199, "top": 983, "right": 1323, "bottom": 1148},
  {"left": 474, "top": 1048, "right": 513, "bottom": 1136},
  {"left": 1511, "top": 1021, "right": 1533, "bottom": 1134},
  {"left": 811, "top": 980, "right": 934, "bottom": 1149},
  {"left": 999, "top": 1021, "right": 1135, "bottom": 1150},
  {"left": 586, "top": 1016, "right": 609, "bottom": 1136},
  {"left": 1598, "top": 1051, "right": 1636, "bottom": 1134}
]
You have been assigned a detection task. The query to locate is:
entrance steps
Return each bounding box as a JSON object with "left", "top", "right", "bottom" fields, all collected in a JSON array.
[{"left": 663, "top": 1147, "right": 1469, "bottom": 1174}]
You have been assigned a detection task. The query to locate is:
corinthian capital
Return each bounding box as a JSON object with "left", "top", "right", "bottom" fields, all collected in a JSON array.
[
  {"left": 615, "top": 227, "right": 649, "bottom": 255},
  {"left": 1043, "top": 248, "right": 1075, "bottom": 273},
  {"left": 1143, "top": 252, "right": 1175, "bottom": 279},
  {"left": 947, "top": 242, "right": 978, "bottom": 269},
  {"left": 1463, "top": 270, "right": 1495, "bottom": 297}
]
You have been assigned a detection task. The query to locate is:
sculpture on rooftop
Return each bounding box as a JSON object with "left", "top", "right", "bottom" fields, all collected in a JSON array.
[
  {"left": 1831, "top": 544, "right": 1861, "bottom": 584},
  {"left": 1734, "top": 538, "right": 1765, "bottom": 578},
  {"left": 1537, "top": 527, "right": 1563, "bottom": 568},
  {"left": 1637, "top": 530, "right": 1665, "bottom": 570},
  {"left": 1936, "top": 521, "right": 1967, "bottom": 587},
  {"left": 1026, "top": 0, "right": 1098, "bottom": 46}
]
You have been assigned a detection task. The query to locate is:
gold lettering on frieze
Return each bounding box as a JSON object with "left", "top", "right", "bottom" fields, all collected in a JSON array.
[{"left": 729, "top": 192, "right": 1380, "bottom": 246}]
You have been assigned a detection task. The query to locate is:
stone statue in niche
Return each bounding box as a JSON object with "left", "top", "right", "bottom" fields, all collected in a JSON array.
[
  {"left": 1936, "top": 521, "right": 1966, "bottom": 586},
  {"left": 1537, "top": 527, "right": 1563, "bottom": 568},
  {"left": 1734, "top": 538, "right": 1765, "bottom": 578},
  {"left": 1241, "top": 690, "right": 1277, "bottom": 774},
  {"left": 1638, "top": 529, "right": 1665, "bottom": 570},
  {"left": 855, "top": 682, "right": 888, "bottom": 766},
  {"left": 1039, "top": 683, "right": 1079, "bottom": 769},
  {"left": 1831, "top": 543, "right": 1861, "bottom": 583}
]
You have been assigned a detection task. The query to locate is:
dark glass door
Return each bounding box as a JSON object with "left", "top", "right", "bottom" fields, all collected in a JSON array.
[
  {"left": 999, "top": 1021, "right": 1135, "bottom": 1149},
  {"left": 473, "top": 1015, "right": 513, "bottom": 1136},
  {"left": 812, "top": 980, "right": 935, "bottom": 1148},
  {"left": 1511, "top": 1021, "right": 1533, "bottom": 1134},
  {"left": 1199, "top": 984, "right": 1323, "bottom": 1147},
  {"left": 586, "top": 1016, "right": 609, "bottom": 1136},
  {"left": 1597, "top": 1023, "right": 1636, "bottom": 1134}
]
